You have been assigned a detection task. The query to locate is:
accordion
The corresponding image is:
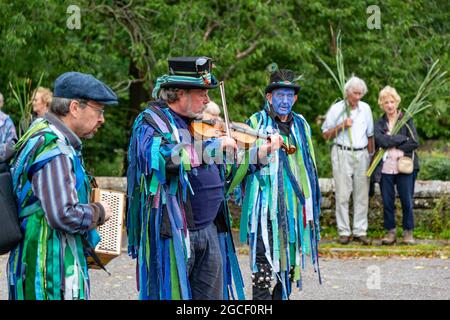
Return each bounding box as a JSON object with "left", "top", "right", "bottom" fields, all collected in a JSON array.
[{"left": 87, "top": 188, "right": 126, "bottom": 269}]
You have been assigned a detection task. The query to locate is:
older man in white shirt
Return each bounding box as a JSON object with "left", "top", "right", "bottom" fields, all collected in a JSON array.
[{"left": 322, "top": 76, "right": 374, "bottom": 245}]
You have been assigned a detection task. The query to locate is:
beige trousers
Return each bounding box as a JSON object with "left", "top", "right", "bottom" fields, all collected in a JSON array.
[{"left": 331, "top": 145, "right": 370, "bottom": 236}]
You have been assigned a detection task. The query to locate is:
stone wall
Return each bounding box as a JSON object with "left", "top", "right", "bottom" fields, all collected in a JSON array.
[
  {"left": 317, "top": 179, "right": 450, "bottom": 232},
  {"left": 96, "top": 177, "right": 449, "bottom": 231}
]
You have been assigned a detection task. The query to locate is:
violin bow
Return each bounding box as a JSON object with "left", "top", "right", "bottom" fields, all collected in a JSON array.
[{"left": 219, "top": 81, "right": 232, "bottom": 139}]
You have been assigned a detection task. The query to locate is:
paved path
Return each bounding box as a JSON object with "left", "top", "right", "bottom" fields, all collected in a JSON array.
[{"left": 1, "top": 253, "right": 449, "bottom": 300}]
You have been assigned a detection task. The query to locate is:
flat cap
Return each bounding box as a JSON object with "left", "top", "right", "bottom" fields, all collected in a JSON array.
[{"left": 54, "top": 72, "right": 118, "bottom": 105}]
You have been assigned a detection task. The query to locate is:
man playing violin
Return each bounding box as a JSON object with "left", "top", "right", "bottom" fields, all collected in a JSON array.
[
  {"left": 126, "top": 56, "right": 282, "bottom": 300},
  {"left": 236, "top": 67, "right": 322, "bottom": 300}
]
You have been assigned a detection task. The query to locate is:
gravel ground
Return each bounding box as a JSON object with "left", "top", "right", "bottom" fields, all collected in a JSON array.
[{"left": 1, "top": 253, "right": 449, "bottom": 300}]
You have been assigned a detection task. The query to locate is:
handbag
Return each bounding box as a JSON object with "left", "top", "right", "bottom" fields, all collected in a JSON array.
[
  {"left": 397, "top": 121, "right": 417, "bottom": 175},
  {"left": 397, "top": 152, "right": 414, "bottom": 174},
  {"left": 387, "top": 117, "right": 416, "bottom": 175},
  {"left": 0, "top": 172, "right": 22, "bottom": 255}
]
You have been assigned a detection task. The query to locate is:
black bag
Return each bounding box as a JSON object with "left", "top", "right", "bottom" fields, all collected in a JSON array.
[
  {"left": 0, "top": 172, "right": 22, "bottom": 255},
  {"left": 0, "top": 162, "right": 10, "bottom": 173}
]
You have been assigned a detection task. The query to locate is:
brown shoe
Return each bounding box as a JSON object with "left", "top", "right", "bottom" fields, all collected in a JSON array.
[
  {"left": 381, "top": 229, "right": 396, "bottom": 245},
  {"left": 338, "top": 236, "right": 350, "bottom": 245},
  {"left": 403, "top": 230, "right": 416, "bottom": 245},
  {"left": 353, "top": 235, "right": 371, "bottom": 245}
]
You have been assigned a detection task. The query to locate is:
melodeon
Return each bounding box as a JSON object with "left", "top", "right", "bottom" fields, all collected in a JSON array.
[{"left": 87, "top": 188, "right": 126, "bottom": 269}]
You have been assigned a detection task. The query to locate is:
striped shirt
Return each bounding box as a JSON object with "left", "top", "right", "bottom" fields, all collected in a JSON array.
[{"left": 28, "top": 113, "right": 103, "bottom": 234}]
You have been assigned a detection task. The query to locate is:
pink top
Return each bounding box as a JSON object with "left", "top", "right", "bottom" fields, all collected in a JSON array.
[
  {"left": 382, "top": 147, "right": 404, "bottom": 174},
  {"left": 381, "top": 125, "right": 404, "bottom": 174}
]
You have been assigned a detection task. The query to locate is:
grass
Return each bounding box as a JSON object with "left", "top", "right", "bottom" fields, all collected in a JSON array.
[
  {"left": 320, "top": 225, "right": 450, "bottom": 241},
  {"left": 236, "top": 241, "right": 449, "bottom": 258},
  {"left": 318, "top": 242, "right": 449, "bottom": 258},
  {"left": 317, "top": 225, "right": 449, "bottom": 257},
  {"left": 234, "top": 225, "right": 449, "bottom": 258}
]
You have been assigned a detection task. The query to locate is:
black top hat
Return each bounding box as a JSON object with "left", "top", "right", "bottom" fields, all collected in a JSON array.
[
  {"left": 265, "top": 69, "right": 301, "bottom": 94},
  {"left": 160, "top": 56, "right": 218, "bottom": 90}
]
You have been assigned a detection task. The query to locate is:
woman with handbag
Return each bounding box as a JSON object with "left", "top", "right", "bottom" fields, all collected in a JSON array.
[{"left": 374, "top": 86, "right": 419, "bottom": 245}]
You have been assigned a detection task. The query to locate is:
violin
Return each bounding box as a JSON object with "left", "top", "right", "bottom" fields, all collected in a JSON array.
[
  {"left": 191, "top": 80, "right": 296, "bottom": 155},
  {"left": 190, "top": 119, "right": 297, "bottom": 155}
]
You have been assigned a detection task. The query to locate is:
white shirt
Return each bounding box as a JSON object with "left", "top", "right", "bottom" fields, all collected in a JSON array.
[{"left": 321, "top": 100, "right": 374, "bottom": 148}]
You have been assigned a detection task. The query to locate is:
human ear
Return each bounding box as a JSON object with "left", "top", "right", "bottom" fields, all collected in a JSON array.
[{"left": 69, "top": 100, "right": 80, "bottom": 118}]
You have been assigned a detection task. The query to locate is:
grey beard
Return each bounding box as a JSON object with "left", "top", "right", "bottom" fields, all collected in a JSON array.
[
  {"left": 186, "top": 111, "right": 203, "bottom": 119},
  {"left": 83, "top": 129, "right": 97, "bottom": 139}
]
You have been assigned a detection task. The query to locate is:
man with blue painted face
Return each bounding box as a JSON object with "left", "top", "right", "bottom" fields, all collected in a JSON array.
[{"left": 237, "top": 68, "right": 321, "bottom": 300}]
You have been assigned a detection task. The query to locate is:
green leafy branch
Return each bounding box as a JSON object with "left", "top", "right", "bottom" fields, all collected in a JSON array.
[
  {"left": 317, "top": 30, "right": 353, "bottom": 150},
  {"left": 8, "top": 72, "right": 45, "bottom": 137}
]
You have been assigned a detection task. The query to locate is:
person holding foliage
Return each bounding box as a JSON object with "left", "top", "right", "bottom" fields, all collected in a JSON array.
[
  {"left": 374, "top": 86, "right": 419, "bottom": 245},
  {"left": 321, "top": 76, "right": 374, "bottom": 245}
]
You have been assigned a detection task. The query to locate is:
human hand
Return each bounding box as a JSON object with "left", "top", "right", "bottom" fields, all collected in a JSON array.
[
  {"left": 258, "top": 134, "right": 283, "bottom": 160},
  {"left": 100, "top": 201, "right": 112, "bottom": 223},
  {"left": 267, "top": 133, "right": 283, "bottom": 153},
  {"left": 219, "top": 136, "right": 237, "bottom": 152},
  {"left": 343, "top": 118, "right": 353, "bottom": 128}
]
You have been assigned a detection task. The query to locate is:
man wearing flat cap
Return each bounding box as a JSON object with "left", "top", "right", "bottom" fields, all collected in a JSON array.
[
  {"left": 126, "top": 56, "right": 260, "bottom": 300},
  {"left": 7, "top": 72, "right": 118, "bottom": 300},
  {"left": 235, "top": 66, "right": 322, "bottom": 300}
]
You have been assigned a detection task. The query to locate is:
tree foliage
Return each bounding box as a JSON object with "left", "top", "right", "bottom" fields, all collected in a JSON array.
[{"left": 0, "top": 0, "right": 448, "bottom": 176}]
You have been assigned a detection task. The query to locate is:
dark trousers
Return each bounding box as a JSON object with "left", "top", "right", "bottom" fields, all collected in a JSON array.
[
  {"left": 252, "top": 220, "right": 287, "bottom": 300},
  {"left": 253, "top": 278, "right": 284, "bottom": 300},
  {"left": 187, "top": 222, "right": 223, "bottom": 300},
  {"left": 380, "top": 173, "right": 415, "bottom": 231}
]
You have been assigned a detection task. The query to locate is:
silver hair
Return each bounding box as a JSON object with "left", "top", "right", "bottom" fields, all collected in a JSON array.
[
  {"left": 159, "top": 88, "right": 181, "bottom": 103},
  {"left": 50, "top": 97, "right": 87, "bottom": 116},
  {"left": 203, "top": 101, "right": 221, "bottom": 116},
  {"left": 344, "top": 76, "right": 368, "bottom": 97}
]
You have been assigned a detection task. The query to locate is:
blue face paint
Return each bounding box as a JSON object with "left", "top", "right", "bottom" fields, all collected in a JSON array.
[{"left": 271, "top": 88, "right": 295, "bottom": 116}]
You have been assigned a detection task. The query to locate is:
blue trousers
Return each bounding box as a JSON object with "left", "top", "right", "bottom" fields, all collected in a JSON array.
[
  {"left": 187, "top": 222, "right": 223, "bottom": 300},
  {"left": 380, "top": 173, "right": 415, "bottom": 231}
]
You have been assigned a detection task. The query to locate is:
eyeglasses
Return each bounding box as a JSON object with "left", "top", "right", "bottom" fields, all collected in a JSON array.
[{"left": 79, "top": 101, "right": 105, "bottom": 117}]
